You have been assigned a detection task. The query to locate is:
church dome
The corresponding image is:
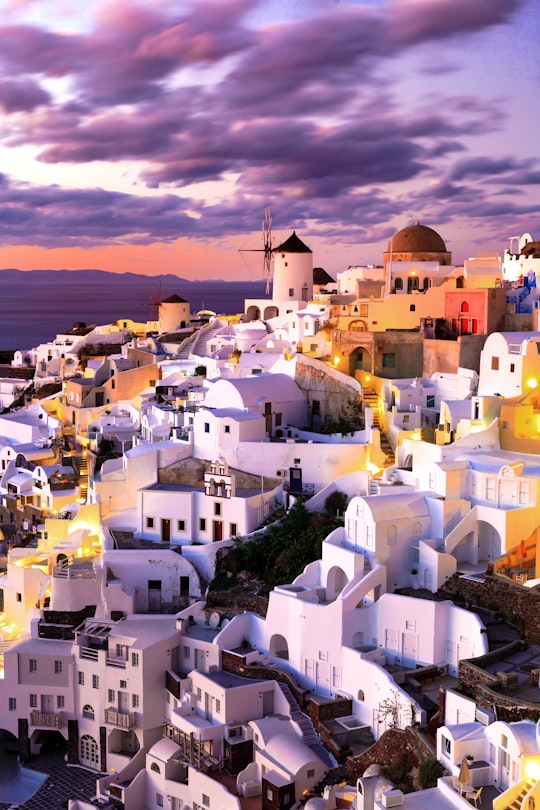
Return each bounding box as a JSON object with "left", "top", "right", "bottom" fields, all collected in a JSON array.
[{"left": 388, "top": 221, "right": 447, "bottom": 253}]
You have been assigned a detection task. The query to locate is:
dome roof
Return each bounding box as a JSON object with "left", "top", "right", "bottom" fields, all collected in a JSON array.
[{"left": 388, "top": 221, "right": 447, "bottom": 253}]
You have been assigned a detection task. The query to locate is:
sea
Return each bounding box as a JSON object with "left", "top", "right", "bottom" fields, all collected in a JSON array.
[{"left": 0, "top": 271, "right": 268, "bottom": 351}]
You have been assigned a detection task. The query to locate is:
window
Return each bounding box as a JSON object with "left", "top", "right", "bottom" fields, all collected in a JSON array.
[
  {"left": 266, "top": 789, "right": 274, "bottom": 801},
  {"left": 29, "top": 659, "right": 37, "bottom": 672},
  {"left": 183, "top": 646, "right": 190, "bottom": 658},
  {"left": 151, "top": 763, "right": 160, "bottom": 774},
  {"left": 230, "top": 523, "right": 237, "bottom": 537},
  {"left": 204, "top": 422, "right": 210, "bottom": 433},
  {"left": 108, "top": 689, "right": 115, "bottom": 703},
  {"left": 224, "top": 425, "right": 230, "bottom": 433},
  {"left": 16, "top": 592, "right": 22, "bottom": 602},
  {"left": 132, "top": 694, "right": 139, "bottom": 708},
  {"left": 382, "top": 352, "right": 395, "bottom": 368},
  {"left": 57, "top": 695, "right": 65, "bottom": 709},
  {"left": 197, "top": 687, "right": 202, "bottom": 700},
  {"left": 199, "top": 518, "right": 206, "bottom": 531},
  {"left": 156, "top": 793, "right": 164, "bottom": 807},
  {"left": 92, "top": 674, "right": 99, "bottom": 689},
  {"left": 202, "top": 794, "right": 210, "bottom": 807},
  {"left": 120, "top": 680, "right": 127, "bottom": 689},
  {"left": 394, "top": 277, "right": 403, "bottom": 291},
  {"left": 131, "top": 652, "right": 139, "bottom": 667},
  {"left": 8, "top": 698, "right": 16, "bottom": 711},
  {"left": 54, "top": 660, "right": 62, "bottom": 674},
  {"left": 491, "top": 356, "right": 499, "bottom": 370},
  {"left": 288, "top": 288, "right": 294, "bottom": 297},
  {"left": 307, "top": 769, "right": 315, "bottom": 778},
  {"left": 146, "top": 517, "right": 154, "bottom": 529},
  {"left": 275, "top": 412, "right": 282, "bottom": 426},
  {"left": 442, "top": 735, "right": 451, "bottom": 755},
  {"left": 78, "top": 672, "right": 85, "bottom": 685},
  {"left": 426, "top": 395, "right": 435, "bottom": 408},
  {"left": 83, "top": 704, "right": 95, "bottom": 719},
  {"left": 177, "top": 519, "right": 185, "bottom": 531},
  {"left": 460, "top": 300, "right": 470, "bottom": 313},
  {"left": 409, "top": 304, "right": 416, "bottom": 312},
  {"left": 30, "top": 694, "right": 37, "bottom": 708},
  {"left": 214, "top": 502, "right": 221, "bottom": 516},
  {"left": 215, "top": 699, "right": 221, "bottom": 714}
]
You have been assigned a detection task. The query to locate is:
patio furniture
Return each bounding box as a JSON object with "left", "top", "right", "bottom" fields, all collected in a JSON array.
[{"left": 464, "top": 786, "right": 483, "bottom": 807}]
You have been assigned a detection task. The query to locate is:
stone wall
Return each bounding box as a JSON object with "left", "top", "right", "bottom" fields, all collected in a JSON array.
[
  {"left": 295, "top": 354, "right": 362, "bottom": 427},
  {"left": 441, "top": 571, "right": 540, "bottom": 643},
  {"left": 423, "top": 335, "right": 487, "bottom": 376},
  {"left": 346, "top": 726, "right": 436, "bottom": 782}
]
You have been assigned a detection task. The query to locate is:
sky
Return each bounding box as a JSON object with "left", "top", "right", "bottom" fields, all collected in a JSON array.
[{"left": 0, "top": 0, "right": 538, "bottom": 281}]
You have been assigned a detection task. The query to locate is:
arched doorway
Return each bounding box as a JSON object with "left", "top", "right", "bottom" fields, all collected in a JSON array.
[
  {"left": 80, "top": 734, "right": 100, "bottom": 770},
  {"left": 269, "top": 633, "right": 289, "bottom": 660},
  {"left": 326, "top": 566, "right": 348, "bottom": 600}
]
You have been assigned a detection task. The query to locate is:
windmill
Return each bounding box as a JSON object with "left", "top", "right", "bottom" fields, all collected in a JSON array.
[{"left": 240, "top": 204, "right": 274, "bottom": 295}]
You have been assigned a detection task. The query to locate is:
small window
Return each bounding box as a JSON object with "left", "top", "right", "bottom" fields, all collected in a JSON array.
[
  {"left": 426, "top": 395, "right": 435, "bottom": 408},
  {"left": 120, "top": 680, "right": 127, "bottom": 689},
  {"left": 443, "top": 735, "right": 451, "bottom": 754},
  {"left": 146, "top": 517, "right": 154, "bottom": 529},
  {"left": 275, "top": 412, "right": 282, "bottom": 426},
  {"left": 199, "top": 518, "right": 206, "bottom": 531},
  {"left": 214, "top": 502, "right": 221, "bottom": 516},
  {"left": 177, "top": 519, "right": 186, "bottom": 531},
  {"left": 30, "top": 694, "right": 37, "bottom": 708},
  {"left": 491, "top": 356, "right": 499, "bottom": 370},
  {"left": 83, "top": 704, "right": 95, "bottom": 719},
  {"left": 215, "top": 699, "right": 221, "bottom": 714},
  {"left": 29, "top": 659, "right": 37, "bottom": 672},
  {"left": 197, "top": 688, "right": 202, "bottom": 700},
  {"left": 151, "top": 763, "right": 160, "bottom": 773},
  {"left": 108, "top": 689, "right": 115, "bottom": 703},
  {"left": 131, "top": 652, "right": 139, "bottom": 667},
  {"left": 204, "top": 422, "right": 210, "bottom": 433},
  {"left": 183, "top": 646, "right": 190, "bottom": 658},
  {"left": 16, "top": 592, "right": 22, "bottom": 602},
  {"left": 8, "top": 698, "right": 16, "bottom": 710},
  {"left": 382, "top": 352, "right": 395, "bottom": 368},
  {"left": 132, "top": 694, "right": 139, "bottom": 708},
  {"left": 510, "top": 363, "right": 515, "bottom": 373},
  {"left": 410, "top": 304, "right": 416, "bottom": 312},
  {"left": 288, "top": 288, "right": 294, "bottom": 297},
  {"left": 78, "top": 672, "right": 85, "bottom": 685},
  {"left": 266, "top": 789, "right": 273, "bottom": 801},
  {"left": 92, "top": 674, "right": 99, "bottom": 689},
  {"left": 230, "top": 523, "right": 237, "bottom": 537},
  {"left": 202, "top": 795, "right": 210, "bottom": 807},
  {"left": 156, "top": 794, "right": 164, "bottom": 807},
  {"left": 54, "top": 660, "right": 62, "bottom": 674},
  {"left": 224, "top": 425, "right": 230, "bottom": 433},
  {"left": 57, "top": 695, "right": 65, "bottom": 709},
  {"left": 307, "top": 768, "right": 315, "bottom": 778}
]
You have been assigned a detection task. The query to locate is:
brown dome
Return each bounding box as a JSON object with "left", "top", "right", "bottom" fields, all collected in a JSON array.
[{"left": 388, "top": 221, "right": 447, "bottom": 253}]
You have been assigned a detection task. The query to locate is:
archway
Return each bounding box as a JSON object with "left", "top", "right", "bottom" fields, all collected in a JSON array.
[
  {"left": 245, "top": 306, "right": 261, "bottom": 322},
  {"left": 269, "top": 633, "right": 289, "bottom": 660},
  {"left": 263, "top": 305, "right": 279, "bottom": 320},
  {"left": 326, "top": 565, "right": 348, "bottom": 600}
]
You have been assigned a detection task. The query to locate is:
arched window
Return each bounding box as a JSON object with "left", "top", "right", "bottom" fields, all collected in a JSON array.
[
  {"left": 358, "top": 690, "right": 365, "bottom": 702},
  {"left": 460, "top": 300, "right": 470, "bottom": 313},
  {"left": 394, "top": 277, "right": 403, "bottom": 291},
  {"left": 151, "top": 763, "right": 161, "bottom": 773},
  {"left": 82, "top": 704, "right": 95, "bottom": 719},
  {"left": 80, "top": 734, "right": 99, "bottom": 769}
]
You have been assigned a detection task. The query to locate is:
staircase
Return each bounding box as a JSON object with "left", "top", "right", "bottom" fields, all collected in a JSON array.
[
  {"left": 507, "top": 780, "right": 534, "bottom": 810},
  {"left": 362, "top": 388, "right": 394, "bottom": 468},
  {"left": 70, "top": 453, "right": 89, "bottom": 502},
  {"left": 191, "top": 319, "right": 227, "bottom": 358},
  {"left": 278, "top": 683, "right": 320, "bottom": 748}
]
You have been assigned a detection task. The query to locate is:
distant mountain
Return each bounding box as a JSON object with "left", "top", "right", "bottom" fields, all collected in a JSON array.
[{"left": 0, "top": 268, "right": 268, "bottom": 351}]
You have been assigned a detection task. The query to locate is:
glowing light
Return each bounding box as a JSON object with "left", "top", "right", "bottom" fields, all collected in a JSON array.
[
  {"left": 365, "top": 374, "right": 371, "bottom": 383},
  {"left": 366, "top": 461, "right": 380, "bottom": 475},
  {"left": 412, "top": 432, "right": 421, "bottom": 441},
  {"left": 333, "top": 356, "right": 340, "bottom": 366},
  {"left": 527, "top": 378, "right": 538, "bottom": 390},
  {"left": 525, "top": 760, "right": 540, "bottom": 781}
]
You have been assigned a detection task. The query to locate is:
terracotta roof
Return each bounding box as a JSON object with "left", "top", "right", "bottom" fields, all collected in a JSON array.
[
  {"left": 274, "top": 231, "right": 312, "bottom": 254},
  {"left": 387, "top": 221, "right": 447, "bottom": 253}
]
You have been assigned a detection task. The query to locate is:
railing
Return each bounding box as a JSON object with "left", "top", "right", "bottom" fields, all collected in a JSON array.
[
  {"left": 80, "top": 646, "right": 100, "bottom": 661},
  {"left": 30, "top": 710, "right": 64, "bottom": 728},
  {"left": 284, "top": 482, "right": 315, "bottom": 496},
  {"left": 106, "top": 655, "right": 127, "bottom": 668},
  {"left": 104, "top": 707, "right": 136, "bottom": 729},
  {"left": 53, "top": 565, "right": 95, "bottom": 579}
]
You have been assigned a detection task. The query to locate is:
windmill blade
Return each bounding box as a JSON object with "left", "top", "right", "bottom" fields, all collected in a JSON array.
[{"left": 262, "top": 204, "right": 273, "bottom": 294}]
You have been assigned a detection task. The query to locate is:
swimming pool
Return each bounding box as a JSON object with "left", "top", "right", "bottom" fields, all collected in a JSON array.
[{"left": 0, "top": 749, "right": 48, "bottom": 803}]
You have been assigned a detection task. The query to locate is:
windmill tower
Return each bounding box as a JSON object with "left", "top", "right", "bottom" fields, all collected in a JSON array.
[{"left": 272, "top": 231, "right": 313, "bottom": 304}]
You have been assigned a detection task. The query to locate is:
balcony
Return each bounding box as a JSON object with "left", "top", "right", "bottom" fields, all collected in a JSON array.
[
  {"left": 30, "top": 710, "right": 64, "bottom": 728},
  {"left": 104, "top": 707, "right": 136, "bottom": 729}
]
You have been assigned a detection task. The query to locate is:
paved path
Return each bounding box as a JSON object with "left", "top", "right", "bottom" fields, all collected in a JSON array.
[{"left": 0, "top": 749, "right": 100, "bottom": 810}]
